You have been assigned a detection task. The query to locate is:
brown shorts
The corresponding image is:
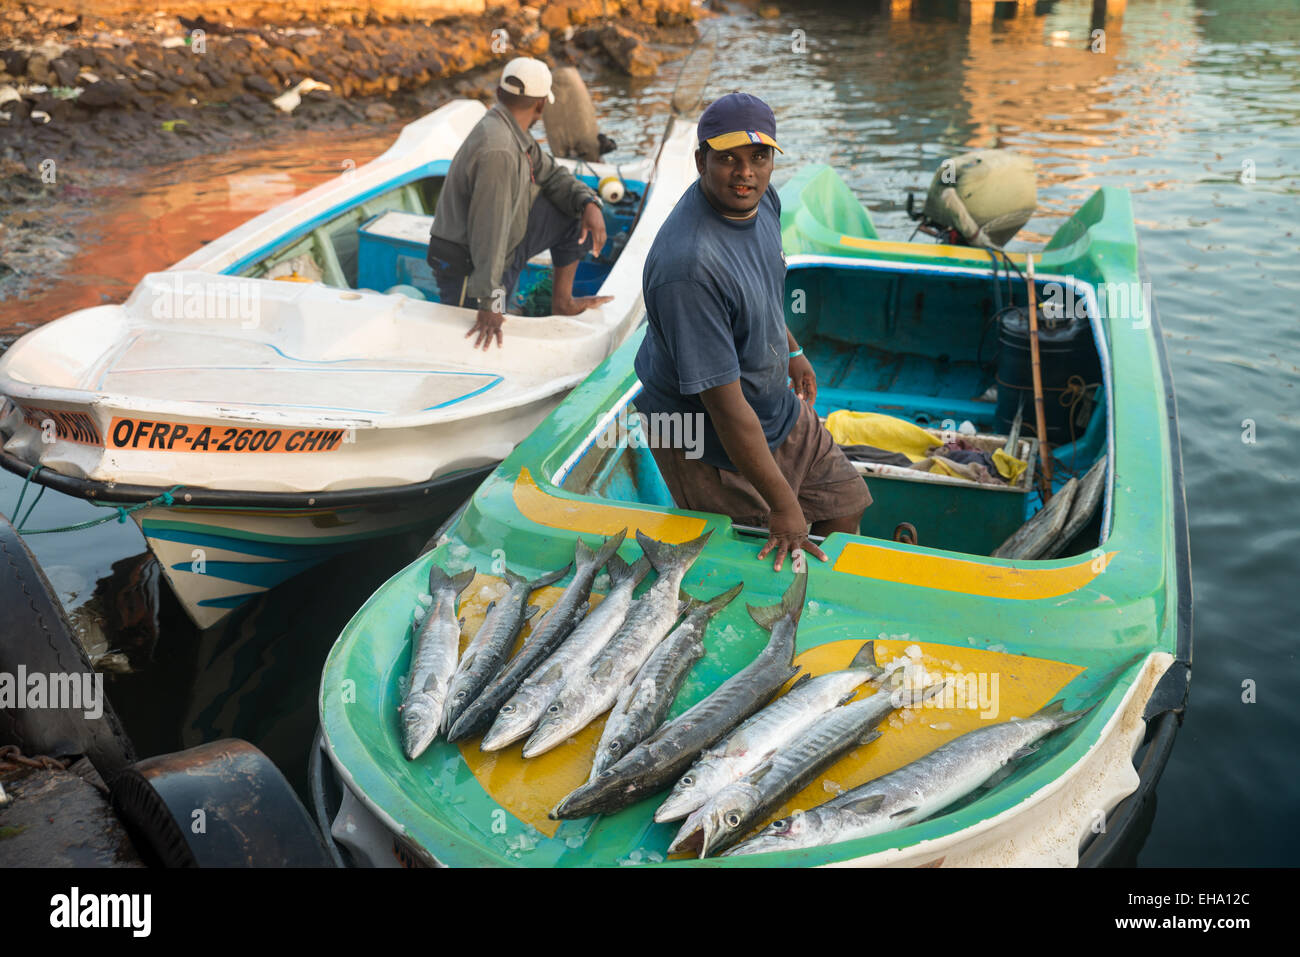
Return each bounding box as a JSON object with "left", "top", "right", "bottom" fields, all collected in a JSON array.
[{"left": 649, "top": 400, "right": 872, "bottom": 527}]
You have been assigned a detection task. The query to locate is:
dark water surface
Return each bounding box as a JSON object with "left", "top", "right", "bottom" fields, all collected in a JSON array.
[{"left": 2, "top": 0, "right": 1297, "bottom": 865}]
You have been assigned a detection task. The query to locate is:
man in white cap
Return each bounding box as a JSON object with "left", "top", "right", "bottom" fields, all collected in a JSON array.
[{"left": 427, "top": 57, "right": 612, "bottom": 349}]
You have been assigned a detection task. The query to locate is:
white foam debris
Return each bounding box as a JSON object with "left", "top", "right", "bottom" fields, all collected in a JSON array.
[
  {"left": 905, "top": 644, "right": 923, "bottom": 660},
  {"left": 822, "top": 780, "right": 844, "bottom": 795},
  {"left": 417, "top": 593, "right": 433, "bottom": 607},
  {"left": 987, "top": 643, "right": 1006, "bottom": 653},
  {"left": 564, "top": 834, "right": 586, "bottom": 849},
  {"left": 929, "top": 722, "right": 953, "bottom": 731},
  {"left": 629, "top": 849, "right": 643, "bottom": 863},
  {"left": 966, "top": 636, "right": 978, "bottom": 646},
  {"left": 888, "top": 715, "right": 904, "bottom": 730},
  {"left": 646, "top": 850, "right": 664, "bottom": 863},
  {"left": 808, "top": 600, "right": 820, "bottom": 615},
  {"left": 593, "top": 571, "right": 611, "bottom": 592},
  {"left": 717, "top": 624, "right": 744, "bottom": 647}
]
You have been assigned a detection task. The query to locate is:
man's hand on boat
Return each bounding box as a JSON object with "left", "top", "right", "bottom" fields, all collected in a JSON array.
[
  {"left": 759, "top": 500, "right": 828, "bottom": 573},
  {"left": 467, "top": 309, "right": 507, "bottom": 350}
]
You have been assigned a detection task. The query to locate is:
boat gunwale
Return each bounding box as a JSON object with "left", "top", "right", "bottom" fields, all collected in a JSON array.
[{"left": 0, "top": 446, "right": 495, "bottom": 508}]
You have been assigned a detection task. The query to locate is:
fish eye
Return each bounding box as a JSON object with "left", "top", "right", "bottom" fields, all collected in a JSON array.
[
  {"left": 501, "top": 704, "right": 515, "bottom": 714},
  {"left": 599, "top": 769, "right": 615, "bottom": 779},
  {"left": 771, "top": 818, "right": 788, "bottom": 830},
  {"left": 681, "top": 776, "right": 693, "bottom": 787},
  {"left": 609, "top": 741, "right": 621, "bottom": 752},
  {"left": 547, "top": 704, "right": 560, "bottom": 714},
  {"left": 725, "top": 812, "right": 741, "bottom": 828}
]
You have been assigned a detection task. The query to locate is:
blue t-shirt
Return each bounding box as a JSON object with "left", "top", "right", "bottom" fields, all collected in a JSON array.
[{"left": 634, "top": 181, "right": 798, "bottom": 471}]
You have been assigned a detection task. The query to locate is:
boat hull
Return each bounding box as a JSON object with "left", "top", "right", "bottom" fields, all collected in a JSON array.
[{"left": 313, "top": 182, "right": 1189, "bottom": 867}]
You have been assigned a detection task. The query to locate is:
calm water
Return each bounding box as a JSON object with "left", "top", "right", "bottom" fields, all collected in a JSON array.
[{"left": 2, "top": 0, "right": 1297, "bottom": 864}]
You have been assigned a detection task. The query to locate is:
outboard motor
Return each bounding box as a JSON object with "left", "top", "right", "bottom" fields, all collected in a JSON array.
[{"left": 908, "top": 150, "right": 1037, "bottom": 248}]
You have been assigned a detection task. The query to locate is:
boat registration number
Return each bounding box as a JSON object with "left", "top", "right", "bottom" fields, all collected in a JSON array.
[{"left": 107, "top": 417, "right": 347, "bottom": 453}]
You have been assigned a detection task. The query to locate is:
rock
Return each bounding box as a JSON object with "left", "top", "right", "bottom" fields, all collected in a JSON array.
[
  {"left": 595, "top": 25, "right": 662, "bottom": 77},
  {"left": 519, "top": 29, "right": 550, "bottom": 57},
  {"left": 27, "top": 54, "right": 53, "bottom": 85},
  {"left": 343, "top": 34, "right": 368, "bottom": 53},
  {"left": 77, "top": 80, "right": 128, "bottom": 109},
  {"left": 51, "top": 57, "right": 79, "bottom": 87},
  {"left": 268, "top": 57, "right": 298, "bottom": 82},
  {"left": 244, "top": 75, "right": 277, "bottom": 96},
  {"left": 540, "top": 5, "right": 570, "bottom": 32},
  {"left": 364, "top": 100, "right": 397, "bottom": 122},
  {"left": 0, "top": 50, "right": 29, "bottom": 77}
]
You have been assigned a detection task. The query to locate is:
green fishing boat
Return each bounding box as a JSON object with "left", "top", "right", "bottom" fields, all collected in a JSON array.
[{"left": 313, "top": 166, "right": 1191, "bottom": 867}]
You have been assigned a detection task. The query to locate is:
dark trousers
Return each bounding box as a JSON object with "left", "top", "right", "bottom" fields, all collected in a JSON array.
[{"left": 427, "top": 194, "right": 588, "bottom": 309}]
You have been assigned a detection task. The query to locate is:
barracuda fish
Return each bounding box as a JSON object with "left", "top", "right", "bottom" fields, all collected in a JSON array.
[
  {"left": 522, "top": 529, "right": 713, "bottom": 760},
  {"left": 682, "top": 679, "right": 948, "bottom": 857},
  {"left": 480, "top": 555, "right": 651, "bottom": 752},
  {"left": 551, "top": 572, "right": 807, "bottom": 820},
  {"left": 399, "top": 565, "right": 476, "bottom": 760},
  {"left": 440, "top": 564, "right": 571, "bottom": 736},
  {"left": 445, "top": 529, "right": 627, "bottom": 743},
  {"left": 654, "top": 640, "right": 887, "bottom": 824},
  {"left": 723, "top": 699, "right": 1094, "bottom": 858},
  {"left": 589, "top": 582, "right": 744, "bottom": 780}
]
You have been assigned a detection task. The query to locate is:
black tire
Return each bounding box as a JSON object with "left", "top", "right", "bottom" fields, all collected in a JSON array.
[
  {"left": 0, "top": 513, "right": 136, "bottom": 781},
  {"left": 111, "top": 738, "right": 336, "bottom": 867}
]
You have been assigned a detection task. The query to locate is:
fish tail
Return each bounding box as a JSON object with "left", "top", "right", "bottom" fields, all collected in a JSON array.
[
  {"left": 1032, "top": 698, "right": 1097, "bottom": 728},
  {"left": 605, "top": 554, "right": 632, "bottom": 588},
  {"left": 635, "top": 528, "right": 713, "bottom": 576},
  {"left": 531, "top": 564, "right": 572, "bottom": 590},
  {"left": 746, "top": 571, "right": 808, "bottom": 631},
  {"left": 686, "top": 581, "right": 744, "bottom": 619},
  {"left": 429, "top": 563, "right": 476, "bottom": 596},
  {"left": 575, "top": 527, "right": 628, "bottom": 574}
]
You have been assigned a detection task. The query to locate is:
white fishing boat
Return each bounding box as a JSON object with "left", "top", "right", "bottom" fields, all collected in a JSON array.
[{"left": 0, "top": 98, "right": 700, "bottom": 628}]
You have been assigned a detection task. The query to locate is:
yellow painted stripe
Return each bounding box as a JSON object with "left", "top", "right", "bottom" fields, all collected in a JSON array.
[
  {"left": 836, "top": 235, "right": 1029, "bottom": 264},
  {"left": 513, "top": 467, "right": 707, "bottom": 543},
  {"left": 834, "top": 542, "right": 1116, "bottom": 600}
]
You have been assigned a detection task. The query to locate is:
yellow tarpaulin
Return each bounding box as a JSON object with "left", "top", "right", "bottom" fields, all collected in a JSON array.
[{"left": 825, "top": 410, "right": 940, "bottom": 462}]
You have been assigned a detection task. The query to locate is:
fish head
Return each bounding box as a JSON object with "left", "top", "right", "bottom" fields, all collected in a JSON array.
[
  {"left": 480, "top": 689, "right": 543, "bottom": 751},
  {"left": 400, "top": 693, "right": 442, "bottom": 760},
  {"left": 723, "top": 810, "right": 819, "bottom": 858},
  {"left": 698, "top": 784, "right": 761, "bottom": 858},
  {"left": 522, "top": 695, "right": 578, "bottom": 758},
  {"left": 654, "top": 766, "right": 715, "bottom": 823}
]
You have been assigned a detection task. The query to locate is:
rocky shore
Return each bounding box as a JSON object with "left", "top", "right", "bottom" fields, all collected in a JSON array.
[
  {"left": 0, "top": 0, "right": 718, "bottom": 309},
  {"left": 0, "top": 1, "right": 704, "bottom": 198}
]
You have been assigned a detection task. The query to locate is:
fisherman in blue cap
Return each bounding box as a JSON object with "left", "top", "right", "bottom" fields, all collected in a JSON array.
[{"left": 635, "top": 92, "right": 871, "bottom": 571}]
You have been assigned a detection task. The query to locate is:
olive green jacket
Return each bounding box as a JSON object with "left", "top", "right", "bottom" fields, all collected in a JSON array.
[{"left": 430, "top": 103, "right": 597, "bottom": 305}]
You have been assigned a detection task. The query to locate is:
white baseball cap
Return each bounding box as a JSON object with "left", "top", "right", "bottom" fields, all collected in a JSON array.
[{"left": 500, "top": 57, "right": 555, "bottom": 104}]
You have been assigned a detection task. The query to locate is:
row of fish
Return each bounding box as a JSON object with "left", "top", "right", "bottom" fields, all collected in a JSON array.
[
  {"left": 398, "top": 526, "right": 726, "bottom": 763},
  {"left": 396, "top": 529, "right": 1093, "bottom": 861}
]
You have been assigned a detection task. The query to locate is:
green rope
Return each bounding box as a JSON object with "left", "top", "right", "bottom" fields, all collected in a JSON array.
[
  {"left": 9, "top": 464, "right": 40, "bottom": 523},
  {"left": 17, "top": 484, "right": 46, "bottom": 528},
  {"left": 16, "top": 485, "right": 183, "bottom": 536}
]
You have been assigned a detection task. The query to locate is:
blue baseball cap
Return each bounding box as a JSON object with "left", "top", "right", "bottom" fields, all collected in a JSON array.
[{"left": 697, "top": 92, "right": 783, "bottom": 153}]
